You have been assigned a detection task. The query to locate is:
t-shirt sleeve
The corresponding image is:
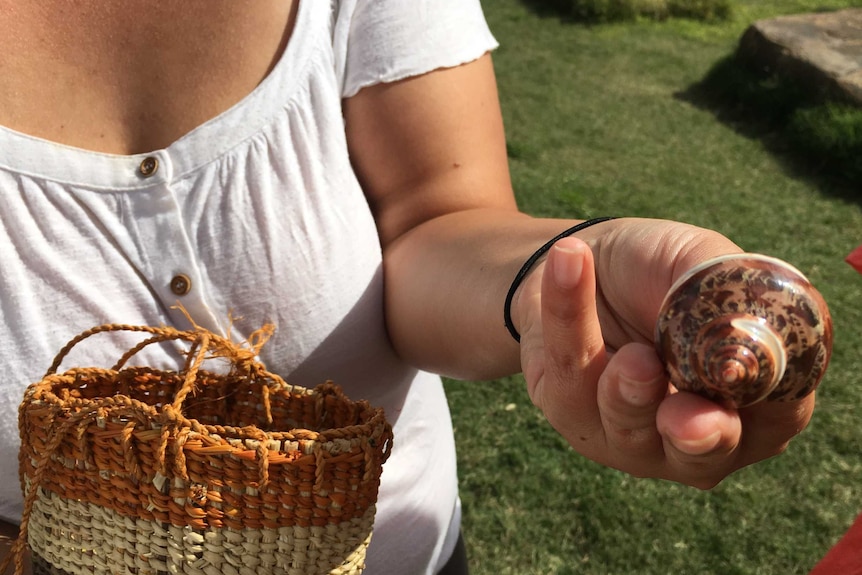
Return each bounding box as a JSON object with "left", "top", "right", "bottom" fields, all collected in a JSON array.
[{"left": 332, "top": 0, "right": 499, "bottom": 99}]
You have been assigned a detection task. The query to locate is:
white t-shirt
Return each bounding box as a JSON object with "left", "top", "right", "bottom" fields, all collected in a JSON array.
[{"left": 0, "top": 1, "right": 498, "bottom": 573}]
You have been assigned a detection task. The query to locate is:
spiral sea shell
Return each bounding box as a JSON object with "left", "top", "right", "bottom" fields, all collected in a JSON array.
[{"left": 655, "top": 254, "right": 833, "bottom": 408}]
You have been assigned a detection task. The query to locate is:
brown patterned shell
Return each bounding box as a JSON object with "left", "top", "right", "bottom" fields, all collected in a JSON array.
[{"left": 655, "top": 254, "right": 833, "bottom": 408}]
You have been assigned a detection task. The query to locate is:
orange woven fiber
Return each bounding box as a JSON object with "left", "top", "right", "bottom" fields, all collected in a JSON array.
[{"left": 3, "top": 322, "right": 393, "bottom": 575}]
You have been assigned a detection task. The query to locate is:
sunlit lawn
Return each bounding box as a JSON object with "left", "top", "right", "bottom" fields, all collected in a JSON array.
[{"left": 445, "top": 1, "right": 862, "bottom": 573}]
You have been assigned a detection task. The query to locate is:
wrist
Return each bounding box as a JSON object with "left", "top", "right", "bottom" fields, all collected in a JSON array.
[{"left": 503, "top": 217, "right": 616, "bottom": 342}]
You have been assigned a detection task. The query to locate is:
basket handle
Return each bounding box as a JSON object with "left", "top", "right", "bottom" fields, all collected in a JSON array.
[
  {"left": 45, "top": 323, "right": 177, "bottom": 377},
  {"left": 43, "top": 322, "right": 285, "bottom": 413}
]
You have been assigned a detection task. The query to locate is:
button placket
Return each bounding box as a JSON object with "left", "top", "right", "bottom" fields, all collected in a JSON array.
[
  {"left": 122, "top": 153, "right": 223, "bottom": 332},
  {"left": 157, "top": 221, "right": 223, "bottom": 331}
]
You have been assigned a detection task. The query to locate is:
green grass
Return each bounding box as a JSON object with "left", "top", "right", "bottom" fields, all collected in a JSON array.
[
  {"left": 529, "top": 0, "right": 733, "bottom": 23},
  {"left": 446, "top": 1, "right": 862, "bottom": 573}
]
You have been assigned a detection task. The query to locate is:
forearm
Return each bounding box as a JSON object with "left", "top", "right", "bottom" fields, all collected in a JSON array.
[
  {"left": 382, "top": 207, "right": 594, "bottom": 380},
  {"left": 382, "top": 212, "right": 744, "bottom": 381}
]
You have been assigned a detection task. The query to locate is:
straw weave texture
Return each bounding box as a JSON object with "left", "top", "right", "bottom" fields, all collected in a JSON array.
[{"left": 3, "top": 322, "right": 393, "bottom": 575}]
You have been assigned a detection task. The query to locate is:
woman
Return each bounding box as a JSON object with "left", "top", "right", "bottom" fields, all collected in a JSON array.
[{"left": 0, "top": 1, "right": 814, "bottom": 573}]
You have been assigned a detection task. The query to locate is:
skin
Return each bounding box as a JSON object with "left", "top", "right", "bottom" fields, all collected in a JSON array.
[
  {"left": 0, "top": 1, "right": 815, "bottom": 571},
  {"left": 345, "top": 57, "right": 814, "bottom": 488}
]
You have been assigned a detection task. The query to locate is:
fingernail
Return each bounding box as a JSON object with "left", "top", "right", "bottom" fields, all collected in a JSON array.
[
  {"left": 619, "top": 374, "right": 657, "bottom": 407},
  {"left": 672, "top": 431, "right": 722, "bottom": 455},
  {"left": 552, "top": 244, "right": 583, "bottom": 289}
]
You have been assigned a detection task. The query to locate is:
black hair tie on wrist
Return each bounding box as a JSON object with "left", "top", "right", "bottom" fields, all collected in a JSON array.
[{"left": 503, "top": 217, "right": 617, "bottom": 343}]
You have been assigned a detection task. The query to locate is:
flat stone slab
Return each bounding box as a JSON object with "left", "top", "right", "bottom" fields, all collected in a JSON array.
[{"left": 738, "top": 9, "right": 862, "bottom": 107}]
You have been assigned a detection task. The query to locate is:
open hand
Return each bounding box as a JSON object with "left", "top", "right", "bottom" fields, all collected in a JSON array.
[{"left": 515, "top": 218, "right": 815, "bottom": 488}]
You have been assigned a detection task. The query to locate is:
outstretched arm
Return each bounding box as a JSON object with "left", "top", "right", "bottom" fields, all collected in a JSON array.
[{"left": 343, "top": 53, "right": 815, "bottom": 488}]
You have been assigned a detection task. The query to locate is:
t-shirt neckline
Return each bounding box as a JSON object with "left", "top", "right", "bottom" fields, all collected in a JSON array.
[{"left": 0, "top": 0, "right": 317, "bottom": 190}]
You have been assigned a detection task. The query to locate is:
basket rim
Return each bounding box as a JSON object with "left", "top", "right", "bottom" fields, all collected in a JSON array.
[{"left": 23, "top": 368, "right": 390, "bottom": 445}]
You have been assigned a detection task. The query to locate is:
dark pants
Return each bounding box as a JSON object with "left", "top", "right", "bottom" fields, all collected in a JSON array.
[{"left": 437, "top": 532, "right": 469, "bottom": 575}]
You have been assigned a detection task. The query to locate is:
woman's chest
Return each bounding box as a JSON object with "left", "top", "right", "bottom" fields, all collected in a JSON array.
[{"left": 0, "top": 0, "right": 297, "bottom": 154}]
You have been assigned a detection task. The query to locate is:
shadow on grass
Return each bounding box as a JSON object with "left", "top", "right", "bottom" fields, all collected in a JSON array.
[
  {"left": 676, "top": 50, "right": 862, "bottom": 204},
  {"left": 516, "top": 0, "right": 609, "bottom": 24},
  {"left": 517, "top": 0, "right": 733, "bottom": 23}
]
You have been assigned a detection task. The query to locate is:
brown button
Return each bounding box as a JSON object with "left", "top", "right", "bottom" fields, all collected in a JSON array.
[
  {"left": 139, "top": 156, "right": 159, "bottom": 177},
  {"left": 169, "top": 274, "right": 191, "bottom": 296}
]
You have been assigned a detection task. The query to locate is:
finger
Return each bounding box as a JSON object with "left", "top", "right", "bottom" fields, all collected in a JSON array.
[
  {"left": 534, "top": 237, "right": 607, "bottom": 437},
  {"left": 656, "top": 392, "right": 742, "bottom": 488},
  {"left": 596, "top": 342, "right": 669, "bottom": 461},
  {"left": 541, "top": 237, "right": 607, "bottom": 381},
  {"left": 736, "top": 394, "right": 815, "bottom": 465},
  {"left": 517, "top": 261, "right": 548, "bottom": 403}
]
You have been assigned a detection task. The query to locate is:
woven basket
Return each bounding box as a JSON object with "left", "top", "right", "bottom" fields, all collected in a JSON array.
[{"left": 2, "top": 323, "right": 393, "bottom": 575}]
